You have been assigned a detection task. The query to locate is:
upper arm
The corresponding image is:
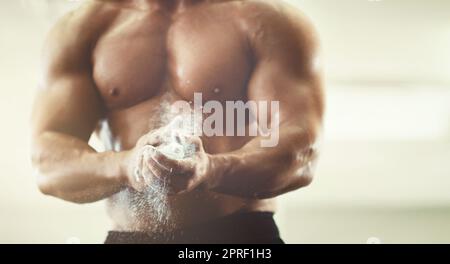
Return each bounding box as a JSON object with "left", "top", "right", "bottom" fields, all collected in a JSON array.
[
  {"left": 31, "top": 11, "right": 104, "bottom": 142},
  {"left": 242, "top": 2, "right": 324, "bottom": 138}
]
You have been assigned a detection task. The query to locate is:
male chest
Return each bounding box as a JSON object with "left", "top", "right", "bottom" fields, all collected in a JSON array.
[{"left": 92, "top": 10, "right": 253, "bottom": 110}]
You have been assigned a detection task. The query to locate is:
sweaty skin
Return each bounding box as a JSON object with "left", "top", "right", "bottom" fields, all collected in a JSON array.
[{"left": 31, "top": 0, "right": 324, "bottom": 231}]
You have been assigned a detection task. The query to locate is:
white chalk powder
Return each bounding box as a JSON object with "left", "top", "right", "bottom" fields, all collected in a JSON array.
[{"left": 126, "top": 101, "right": 200, "bottom": 231}]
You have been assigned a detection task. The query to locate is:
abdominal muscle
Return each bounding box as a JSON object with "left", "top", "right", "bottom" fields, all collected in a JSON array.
[{"left": 98, "top": 90, "right": 275, "bottom": 232}]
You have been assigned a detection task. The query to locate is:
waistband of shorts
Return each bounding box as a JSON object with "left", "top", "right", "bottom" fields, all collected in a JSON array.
[{"left": 105, "top": 211, "right": 280, "bottom": 244}]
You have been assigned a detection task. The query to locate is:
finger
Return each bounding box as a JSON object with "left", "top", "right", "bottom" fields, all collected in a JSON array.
[
  {"left": 136, "top": 145, "right": 153, "bottom": 185},
  {"left": 131, "top": 152, "right": 151, "bottom": 192},
  {"left": 141, "top": 153, "right": 154, "bottom": 186},
  {"left": 145, "top": 133, "right": 164, "bottom": 147},
  {"left": 184, "top": 136, "right": 203, "bottom": 152},
  {"left": 148, "top": 151, "right": 194, "bottom": 194},
  {"left": 167, "top": 175, "right": 191, "bottom": 195},
  {"left": 138, "top": 131, "right": 164, "bottom": 147},
  {"left": 170, "top": 159, "right": 196, "bottom": 178},
  {"left": 132, "top": 152, "right": 142, "bottom": 182},
  {"left": 146, "top": 153, "right": 171, "bottom": 179},
  {"left": 151, "top": 151, "right": 187, "bottom": 173}
]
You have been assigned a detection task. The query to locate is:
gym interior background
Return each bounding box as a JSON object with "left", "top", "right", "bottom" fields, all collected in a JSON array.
[{"left": 0, "top": 0, "right": 449, "bottom": 243}]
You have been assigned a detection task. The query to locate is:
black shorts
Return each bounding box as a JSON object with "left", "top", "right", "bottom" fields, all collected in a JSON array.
[{"left": 105, "top": 212, "right": 284, "bottom": 244}]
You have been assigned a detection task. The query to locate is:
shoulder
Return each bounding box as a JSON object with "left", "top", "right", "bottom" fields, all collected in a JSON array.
[
  {"left": 45, "top": 1, "right": 119, "bottom": 52},
  {"left": 42, "top": 1, "right": 119, "bottom": 72},
  {"left": 236, "top": 0, "right": 320, "bottom": 57},
  {"left": 50, "top": 1, "right": 115, "bottom": 39},
  {"left": 237, "top": 0, "right": 315, "bottom": 32}
]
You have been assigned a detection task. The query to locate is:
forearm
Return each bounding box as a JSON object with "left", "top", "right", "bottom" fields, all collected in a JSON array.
[
  {"left": 207, "top": 127, "right": 317, "bottom": 199},
  {"left": 32, "top": 131, "right": 128, "bottom": 203}
]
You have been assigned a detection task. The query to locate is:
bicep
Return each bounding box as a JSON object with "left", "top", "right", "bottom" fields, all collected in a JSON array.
[
  {"left": 246, "top": 9, "right": 324, "bottom": 132},
  {"left": 31, "top": 73, "right": 104, "bottom": 142},
  {"left": 247, "top": 58, "right": 324, "bottom": 138},
  {"left": 31, "top": 16, "right": 104, "bottom": 142}
]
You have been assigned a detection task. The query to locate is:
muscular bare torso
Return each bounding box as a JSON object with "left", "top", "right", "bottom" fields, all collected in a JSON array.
[{"left": 88, "top": 0, "right": 276, "bottom": 231}]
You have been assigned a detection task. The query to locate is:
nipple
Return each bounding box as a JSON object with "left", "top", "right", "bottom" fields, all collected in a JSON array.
[{"left": 109, "top": 87, "right": 120, "bottom": 97}]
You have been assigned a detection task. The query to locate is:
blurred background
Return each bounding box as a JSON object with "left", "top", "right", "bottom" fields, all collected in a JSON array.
[{"left": 0, "top": 0, "right": 449, "bottom": 243}]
